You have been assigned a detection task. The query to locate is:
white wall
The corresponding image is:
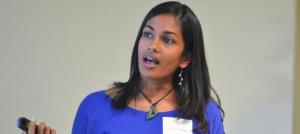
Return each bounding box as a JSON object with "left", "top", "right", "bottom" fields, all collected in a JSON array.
[
  {"left": 0, "top": 0, "right": 295, "bottom": 134},
  {"left": 293, "top": 0, "right": 300, "bottom": 133}
]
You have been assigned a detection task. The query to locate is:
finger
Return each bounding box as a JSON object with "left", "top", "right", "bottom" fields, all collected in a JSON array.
[
  {"left": 44, "top": 127, "right": 50, "bottom": 134},
  {"left": 38, "top": 122, "right": 46, "bottom": 134},
  {"left": 28, "top": 117, "right": 36, "bottom": 134},
  {"left": 50, "top": 129, "right": 56, "bottom": 134}
]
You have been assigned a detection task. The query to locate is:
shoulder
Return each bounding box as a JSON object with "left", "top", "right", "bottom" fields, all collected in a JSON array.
[
  {"left": 205, "top": 99, "right": 223, "bottom": 121},
  {"left": 83, "top": 90, "right": 107, "bottom": 102},
  {"left": 205, "top": 99, "right": 225, "bottom": 133},
  {"left": 78, "top": 90, "right": 111, "bottom": 110},
  {"left": 205, "top": 100, "right": 222, "bottom": 115},
  {"left": 72, "top": 89, "right": 116, "bottom": 133}
]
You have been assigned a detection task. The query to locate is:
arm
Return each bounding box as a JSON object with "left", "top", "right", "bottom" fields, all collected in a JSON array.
[{"left": 72, "top": 98, "right": 89, "bottom": 134}]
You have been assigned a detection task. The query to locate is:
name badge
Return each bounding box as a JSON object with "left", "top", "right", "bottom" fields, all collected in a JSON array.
[{"left": 163, "top": 117, "right": 193, "bottom": 134}]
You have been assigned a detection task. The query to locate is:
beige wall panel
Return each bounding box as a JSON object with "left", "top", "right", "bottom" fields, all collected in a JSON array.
[
  {"left": 294, "top": 0, "right": 300, "bottom": 133},
  {"left": 0, "top": 0, "right": 295, "bottom": 133}
]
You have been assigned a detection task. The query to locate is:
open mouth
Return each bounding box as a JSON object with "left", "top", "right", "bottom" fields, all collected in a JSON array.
[{"left": 143, "top": 57, "right": 159, "bottom": 65}]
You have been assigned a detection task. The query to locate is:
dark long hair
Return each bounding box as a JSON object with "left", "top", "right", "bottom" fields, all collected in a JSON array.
[{"left": 111, "top": 1, "right": 223, "bottom": 132}]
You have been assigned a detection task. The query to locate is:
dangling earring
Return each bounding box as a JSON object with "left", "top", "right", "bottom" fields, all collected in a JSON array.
[{"left": 178, "top": 69, "right": 183, "bottom": 86}]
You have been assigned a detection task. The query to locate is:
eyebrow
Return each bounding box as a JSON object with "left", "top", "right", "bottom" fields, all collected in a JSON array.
[{"left": 144, "top": 25, "right": 179, "bottom": 37}]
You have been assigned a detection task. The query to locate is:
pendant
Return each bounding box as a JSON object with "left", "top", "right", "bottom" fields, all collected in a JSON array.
[{"left": 146, "top": 105, "right": 158, "bottom": 120}]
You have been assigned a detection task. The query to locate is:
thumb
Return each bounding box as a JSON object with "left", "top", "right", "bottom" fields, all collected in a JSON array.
[{"left": 28, "top": 117, "right": 36, "bottom": 134}]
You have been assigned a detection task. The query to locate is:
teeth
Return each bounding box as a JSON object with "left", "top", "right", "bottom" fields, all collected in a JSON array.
[
  {"left": 143, "top": 57, "right": 153, "bottom": 62},
  {"left": 143, "top": 57, "right": 159, "bottom": 64}
]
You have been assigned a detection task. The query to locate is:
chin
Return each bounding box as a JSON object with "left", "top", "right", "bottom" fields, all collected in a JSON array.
[
  {"left": 140, "top": 72, "right": 156, "bottom": 79},
  {"left": 141, "top": 72, "right": 173, "bottom": 83},
  {"left": 140, "top": 72, "right": 160, "bottom": 80}
]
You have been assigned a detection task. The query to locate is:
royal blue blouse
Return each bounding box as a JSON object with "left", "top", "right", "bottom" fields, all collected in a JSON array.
[{"left": 72, "top": 90, "right": 224, "bottom": 134}]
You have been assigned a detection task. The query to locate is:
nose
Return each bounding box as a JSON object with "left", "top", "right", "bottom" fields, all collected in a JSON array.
[{"left": 148, "top": 38, "right": 160, "bottom": 52}]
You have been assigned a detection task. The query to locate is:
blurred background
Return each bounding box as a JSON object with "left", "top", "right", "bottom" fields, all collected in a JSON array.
[{"left": 0, "top": 0, "right": 298, "bottom": 133}]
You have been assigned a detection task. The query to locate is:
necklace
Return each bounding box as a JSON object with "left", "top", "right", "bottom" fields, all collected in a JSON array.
[{"left": 139, "top": 88, "right": 174, "bottom": 120}]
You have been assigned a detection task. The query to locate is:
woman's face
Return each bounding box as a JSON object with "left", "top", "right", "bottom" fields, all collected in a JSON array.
[{"left": 138, "top": 13, "right": 190, "bottom": 82}]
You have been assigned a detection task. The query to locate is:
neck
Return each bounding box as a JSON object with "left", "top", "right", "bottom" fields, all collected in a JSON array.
[{"left": 139, "top": 77, "right": 175, "bottom": 100}]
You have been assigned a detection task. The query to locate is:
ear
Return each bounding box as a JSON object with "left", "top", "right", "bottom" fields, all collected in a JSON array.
[{"left": 179, "top": 55, "right": 191, "bottom": 69}]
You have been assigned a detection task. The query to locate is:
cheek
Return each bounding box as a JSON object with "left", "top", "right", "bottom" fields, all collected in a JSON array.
[
  {"left": 162, "top": 51, "right": 182, "bottom": 69},
  {"left": 137, "top": 41, "right": 144, "bottom": 58},
  {"left": 137, "top": 40, "right": 146, "bottom": 65}
]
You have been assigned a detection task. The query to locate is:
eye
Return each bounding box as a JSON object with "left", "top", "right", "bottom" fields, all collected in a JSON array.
[
  {"left": 163, "top": 36, "right": 175, "bottom": 44},
  {"left": 142, "top": 31, "right": 153, "bottom": 39}
]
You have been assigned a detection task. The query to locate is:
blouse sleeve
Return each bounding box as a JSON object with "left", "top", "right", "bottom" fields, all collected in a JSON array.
[
  {"left": 206, "top": 100, "right": 225, "bottom": 134},
  {"left": 72, "top": 96, "right": 89, "bottom": 134}
]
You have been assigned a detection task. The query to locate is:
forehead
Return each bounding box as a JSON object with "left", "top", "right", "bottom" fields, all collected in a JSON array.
[{"left": 145, "top": 14, "right": 182, "bottom": 34}]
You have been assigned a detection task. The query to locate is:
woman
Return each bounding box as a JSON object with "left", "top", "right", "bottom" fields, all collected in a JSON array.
[{"left": 28, "top": 1, "right": 224, "bottom": 134}]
